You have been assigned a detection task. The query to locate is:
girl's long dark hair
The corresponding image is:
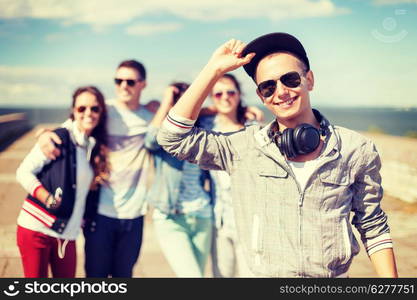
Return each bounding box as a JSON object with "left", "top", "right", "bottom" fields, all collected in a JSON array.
[
  {"left": 71, "top": 86, "right": 110, "bottom": 190},
  {"left": 219, "top": 73, "right": 247, "bottom": 125}
]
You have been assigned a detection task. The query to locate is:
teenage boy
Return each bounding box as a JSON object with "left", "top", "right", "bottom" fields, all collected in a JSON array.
[{"left": 156, "top": 33, "right": 398, "bottom": 277}]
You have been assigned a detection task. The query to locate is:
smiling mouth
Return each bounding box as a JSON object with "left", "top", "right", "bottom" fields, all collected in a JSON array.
[
  {"left": 220, "top": 101, "right": 232, "bottom": 107},
  {"left": 276, "top": 97, "right": 297, "bottom": 106}
]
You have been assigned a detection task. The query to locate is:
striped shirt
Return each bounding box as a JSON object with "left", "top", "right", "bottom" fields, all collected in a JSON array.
[{"left": 174, "top": 161, "right": 212, "bottom": 218}]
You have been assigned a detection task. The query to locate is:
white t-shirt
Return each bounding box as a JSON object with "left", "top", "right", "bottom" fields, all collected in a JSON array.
[
  {"left": 287, "top": 158, "right": 322, "bottom": 192},
  {"left": 98, "top": 100, "right": 154, "bottom": 219}
]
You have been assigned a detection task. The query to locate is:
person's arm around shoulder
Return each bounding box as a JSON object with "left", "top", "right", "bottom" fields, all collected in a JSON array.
[
  {"left": 351, "top": 139, "right": 398, "bottom": 277},
  {"left": 200, "top": 105, "right": 264, "bottom": 123},
  {"left": 37, "top": 128, "right": 63, "bottom": 160},
  {"left": 245, "top": 106, "right": 265, "bottom": 123},
  {"left": 145, "top": 86, "right": 178, "bottom": 151}
]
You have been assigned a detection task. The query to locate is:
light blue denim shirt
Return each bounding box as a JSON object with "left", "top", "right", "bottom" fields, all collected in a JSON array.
[{"left": 145, "top": 125, "right": 213, "bottom": 218}]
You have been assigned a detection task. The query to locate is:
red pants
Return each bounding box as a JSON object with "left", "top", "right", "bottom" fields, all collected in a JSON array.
[{"left": 16, "top": 225, "right": 76, "bottom": 278}]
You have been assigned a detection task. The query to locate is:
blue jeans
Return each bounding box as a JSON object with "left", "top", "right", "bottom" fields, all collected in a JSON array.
[
  {"left": 83, "top": 214, "right": 144, "bottom": 277},
  {"left": 153, "top": 213, "right": 213, "bottom": 277}
]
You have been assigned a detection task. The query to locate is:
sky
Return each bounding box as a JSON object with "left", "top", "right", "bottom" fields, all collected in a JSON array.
[{"left": 0, "top": 0, "right": 416, "bottom": 108}]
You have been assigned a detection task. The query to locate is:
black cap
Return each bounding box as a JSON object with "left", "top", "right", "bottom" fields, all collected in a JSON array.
[{"left": 242, "top": 32, "right": 310, "bottom": 80}]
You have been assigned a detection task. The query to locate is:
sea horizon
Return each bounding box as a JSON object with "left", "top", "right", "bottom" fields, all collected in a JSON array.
[{"left": 1, "top": 104, "right": 417, "bottom": 138}]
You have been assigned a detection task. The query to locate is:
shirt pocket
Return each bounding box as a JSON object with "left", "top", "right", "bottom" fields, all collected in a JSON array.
[
  {"left": 318, "top": 163, "right": 352, "bottom": 209},
  {"left": 258, "top": 163, "right": 288, "bottom": 178},
  {"left": 319, "top": 165, "right": 350, "bottom": 186},
  {"left": 257, "top": 159, "right": 288, "bottom": 195}
]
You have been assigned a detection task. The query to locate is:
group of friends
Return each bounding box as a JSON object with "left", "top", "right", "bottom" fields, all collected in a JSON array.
[{"left": 15, "top": 32, "right": 398, "bottom": 278}]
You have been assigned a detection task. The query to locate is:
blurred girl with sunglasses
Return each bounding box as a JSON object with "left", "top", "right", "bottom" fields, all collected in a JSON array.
[
  {"left": 204, "top": 73, "right": 253, "bottom": 277},
  {"left": 145, "top": 82, "right": 214, "bottom": 277},
  {"left": 16, "top": 86, "right": 110, "bottom": 278}
]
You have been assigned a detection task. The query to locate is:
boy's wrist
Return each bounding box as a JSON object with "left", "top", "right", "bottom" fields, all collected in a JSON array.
[{"left": 202, "top": 63, "right": 224, "bottom": 80}]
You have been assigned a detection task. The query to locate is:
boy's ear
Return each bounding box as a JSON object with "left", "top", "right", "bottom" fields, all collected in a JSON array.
[{"left": 306, "top": 70, "right": 314, "bottom": 91}]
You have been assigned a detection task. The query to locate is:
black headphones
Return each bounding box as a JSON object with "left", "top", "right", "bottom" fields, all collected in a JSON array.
[{"left": 270, "top": 109, "right": 329, "bottom": 159}]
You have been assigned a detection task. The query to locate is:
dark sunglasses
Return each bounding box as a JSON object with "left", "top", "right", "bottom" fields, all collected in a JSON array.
[
  {"left": 76, "top": 105, "right": 101, "bottom": 113},
  {"left": 213, "top": 89, "right": 237, "bottom": 99},
  {"left": 257, "top": 71, "right": 302, "bottom": 98},
  {"left": 114, "top": 78, "right": 141, "bottom": 87}
]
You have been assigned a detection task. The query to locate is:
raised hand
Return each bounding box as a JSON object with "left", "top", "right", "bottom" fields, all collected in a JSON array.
[
  {"left": 161, "top": 85, "right": 180, "bottom": 107},
  {"left": 207, "top": 39, "right": 256, "bottom": 75},
  {"left": 149, "top": 85, "right": 181, "bottom": 128},
  {"left": 245, "top": 106, "right": 265, "bottom": 123}
]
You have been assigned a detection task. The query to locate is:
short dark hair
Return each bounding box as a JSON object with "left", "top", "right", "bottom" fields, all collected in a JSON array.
[{"left": 117, "top": 60, "right": 146, "bottom": 80}]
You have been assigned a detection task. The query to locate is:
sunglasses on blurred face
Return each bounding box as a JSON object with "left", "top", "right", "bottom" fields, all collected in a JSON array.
[
  {"left": 76, "top": 105, "right": 101, "bottom": 113},
  {"left": 213, "top": 89, "right": 237, "bottom": 99},
  {"left": 257, "top": 71, "right": 302, "bottom": 98},
  {"left": 114, "top": 78, "right": 141, "bottom": 87}
]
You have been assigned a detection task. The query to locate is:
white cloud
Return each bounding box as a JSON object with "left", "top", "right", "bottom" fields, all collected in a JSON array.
[
  {"left": 0, "top": 0, "right": 76, "bottom": 19},
  {"left": 126, "top": 22, "right": 182, "bottom": 36},
  {"left": 44, "top": 32, "right": 68, "bottom": 42},
  {"left": 0, "top": 65, "right": 113, "bottom": 106},
  {"left": 0, "top": 0, "right": 350, "bottom": 29},
  {"left": 0, "top": 82, "right": 49, "bottom": 99},
  {"left": 373, "top": 0, "right": 417, "bottom": 5},
  {"left": 0, "top": 64, "right": 189, "bottom": 107}
]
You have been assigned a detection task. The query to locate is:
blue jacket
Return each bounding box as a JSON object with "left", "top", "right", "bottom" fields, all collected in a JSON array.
[{"left": 145, "top": 118, "right": 214, "bottom": 215}]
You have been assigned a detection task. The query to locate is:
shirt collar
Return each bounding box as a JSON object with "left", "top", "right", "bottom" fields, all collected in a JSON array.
[{"left": 254, "top": 120, "right": 276, "bottom": 147}]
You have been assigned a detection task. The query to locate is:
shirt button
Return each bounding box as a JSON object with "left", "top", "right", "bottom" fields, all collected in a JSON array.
[{"left": 72, "top": 184, "right": 76, "bottom": 189}]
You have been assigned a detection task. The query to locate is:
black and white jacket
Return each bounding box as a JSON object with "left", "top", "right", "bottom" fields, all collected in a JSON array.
[{"left": 16, "top": 123, "right": 99, "bottom": 238}]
